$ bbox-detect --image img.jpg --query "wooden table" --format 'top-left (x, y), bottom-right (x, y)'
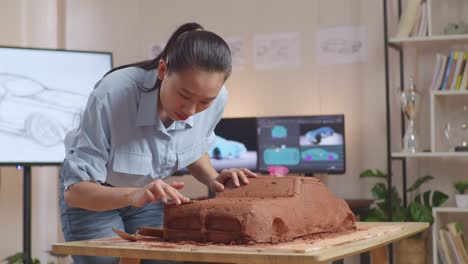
top-left (53, 222), bottom-right (428, 264)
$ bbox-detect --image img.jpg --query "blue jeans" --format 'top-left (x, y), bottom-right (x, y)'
top-left (59, 176), bottom-right (176, 264)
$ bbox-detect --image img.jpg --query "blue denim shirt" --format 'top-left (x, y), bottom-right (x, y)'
top-left (60, 67), bottom-right (227, 188)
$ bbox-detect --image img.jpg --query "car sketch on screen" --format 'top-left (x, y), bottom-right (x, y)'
top-left (0, 73), bottom-right (86, 147)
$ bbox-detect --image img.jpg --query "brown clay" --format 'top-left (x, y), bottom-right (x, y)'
top-left (164, 176), bottom-right (356, 244)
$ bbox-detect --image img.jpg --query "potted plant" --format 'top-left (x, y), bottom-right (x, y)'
top-left (4, 251), bottom-right (64, 264)
top-left (4, 253), bottom-right (41, 264)
top-left (454, 181), bottom-right (468, 208)
top-left (360, 169), bottom-right (449, 264)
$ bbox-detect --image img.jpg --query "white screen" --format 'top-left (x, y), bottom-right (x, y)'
top-left (0, 47), bottom-right (112, 164)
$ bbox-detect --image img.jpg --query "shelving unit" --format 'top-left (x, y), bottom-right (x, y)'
top-left (383, 0), bottom-right (468, 263)
top-left (392, 151), bottom-right (468, 158)
top-left (389, 35), bottom-right (468, 48)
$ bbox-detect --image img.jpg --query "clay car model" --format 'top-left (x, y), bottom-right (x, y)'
top-left (164, 176), bottom-right (356, 244)
top-left (0, 73), bottom-right (86, 146)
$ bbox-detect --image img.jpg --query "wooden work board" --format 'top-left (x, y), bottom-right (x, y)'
top-left (53, 222), bottom-right (429, 264)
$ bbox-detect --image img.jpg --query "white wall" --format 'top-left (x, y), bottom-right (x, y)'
top-left (0, 0), bottom-right (63, 263)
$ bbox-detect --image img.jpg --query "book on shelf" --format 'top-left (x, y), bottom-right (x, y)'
top-left (446, 51), bottom-right (459, 91)
top-left (456, 53), bottom-right (468, 90)
top-left (417, 1), bottom-right (428, 37)
top-left (441, 52), bottom-right (455, 91)
top-left (430, 53), bottom-right (448, 91)
top-left (437, 55), bottom-right (449, 91)
top-left (450, 52), bottom-right (464, 90)
top-left (395, 0), bottom-right (423, 38)
top-left (438, 222), bottom-right (468, 264)
top-left (446, 222), bottom-right (468, 263)
top-left (439, 228), bottom-right (455, 264)
top-left (460, 56), bottom-right (468, 90)
top-left (432, 51), bottom-right (468, 91)
top-left (438, 241), bottom-right (450, 264)
top-left (442, 228), bottom-right (463, 264)
top-left (410, 2), bottom-right (422, 37)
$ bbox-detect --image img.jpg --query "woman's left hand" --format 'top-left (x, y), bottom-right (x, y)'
top-left (209, 168), bottom-right (257, 192)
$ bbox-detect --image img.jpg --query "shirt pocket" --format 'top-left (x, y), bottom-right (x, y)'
top-left (112, 151), bottom-right (152, 176)
top-left (176, 140), bottom-right (207, 170)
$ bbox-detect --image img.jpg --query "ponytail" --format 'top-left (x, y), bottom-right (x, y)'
top-left (104, 22), bottom-right (231, 92)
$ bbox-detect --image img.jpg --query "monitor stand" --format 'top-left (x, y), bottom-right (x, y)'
top-left (17, 165), bottom-right (32, 264)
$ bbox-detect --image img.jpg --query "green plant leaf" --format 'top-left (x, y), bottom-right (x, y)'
top-left (414, 190), bottom-right (431, 206)
top-left (364, 207), bottom-right (387, 222)
top-left (394, 206), bottom-right (408, 222)
top-left (390, 187), bottom-right (402, 206)
top-left (377, 201), bottom-right (387, 211)
top-left (409, 202), bottom-right (433, 224)
top-left (5, 252), bottom-right (45, 264)
top-left (375, 186), bottom-right (402, 213)
top-left (372, 183), bottom-right (387, 200)
top-left (360, 169), bottom-right (387, 178)
top-left (6, 253), bottom-right (23, 263)
top-left (432, 190), bottom-right (449, 207)
top-left (407, 175), bottom-right (434, 193)
top-left (454, 181), bottom-right (468, 194)
top-left (423, 190), bottom-right (431, 206)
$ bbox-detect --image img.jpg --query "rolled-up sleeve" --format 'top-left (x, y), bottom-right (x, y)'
top-left (62, 92), bottom-right (110, 189)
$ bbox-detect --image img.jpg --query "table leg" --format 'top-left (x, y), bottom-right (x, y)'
top-left (370, 246), bottom-right (389, 264)
top-left (120, 258), bottom-right (141, 264)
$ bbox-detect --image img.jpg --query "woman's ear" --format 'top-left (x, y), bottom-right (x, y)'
top-left (157, 59), bottom-right (167, 80)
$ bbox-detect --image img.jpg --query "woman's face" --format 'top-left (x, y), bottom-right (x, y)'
top-left (158, 61), bottom-right (225, 123)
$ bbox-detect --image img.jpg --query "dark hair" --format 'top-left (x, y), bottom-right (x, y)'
top-left (105, 22), bottom-right (232, 92)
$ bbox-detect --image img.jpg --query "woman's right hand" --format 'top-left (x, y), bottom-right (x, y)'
top-left (126, 179), bottom-right (190, 208)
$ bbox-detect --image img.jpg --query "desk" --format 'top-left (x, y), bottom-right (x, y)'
top-left (53, 222), bottom-right (428, 264)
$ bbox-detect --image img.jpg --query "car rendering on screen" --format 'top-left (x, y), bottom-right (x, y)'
top-left (305, 126), bottom-right (335, 145)
top-left (0, 73), bottom-right (87, 147)
top-left (208, 135), bottom-right (248, 159)
top-left (164, 176), bottom-right (356, 244)
top-left (271, 125), bottom-right (287, 138)
top-left (301, 148), bottom-right (339, 161)
top-left (263, 147), bottom-right (300, 165)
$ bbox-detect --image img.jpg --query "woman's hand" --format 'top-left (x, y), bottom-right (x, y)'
top-left (126, 179), bottom-right (190, 207)
top-left (209, 168), bottom-right (257, 192)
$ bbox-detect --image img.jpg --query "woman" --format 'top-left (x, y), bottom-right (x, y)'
top-left (59, 22), bottom-right (256, 264)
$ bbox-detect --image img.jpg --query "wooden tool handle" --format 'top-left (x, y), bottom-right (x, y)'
top-left (112, 228), bottom-right (137, 242)
top-left (135, 227), bottom-right (164, 238)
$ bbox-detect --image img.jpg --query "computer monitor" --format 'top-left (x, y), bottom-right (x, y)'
top-left (257, 115), bottom-right (345, 174)
top-left (173, 117), bottom-right (258, 175)
top-left (0, 46), bottom-right (113, 165)
top-left (209, 117), bottom-right (258, 172)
